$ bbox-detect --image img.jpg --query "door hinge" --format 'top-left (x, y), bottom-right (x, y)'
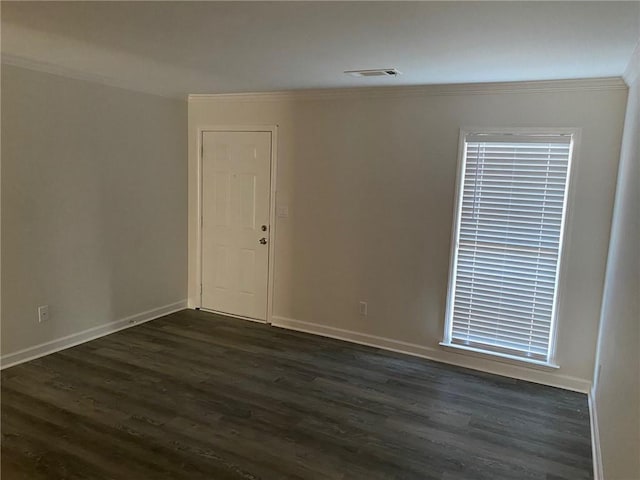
top-left (200, 284), bottom-right (203, 295)
top-left (200, 141), bottom-right (203, 158)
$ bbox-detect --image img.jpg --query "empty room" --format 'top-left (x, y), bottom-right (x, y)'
top-left (1, 2), bottom-right (638, 479)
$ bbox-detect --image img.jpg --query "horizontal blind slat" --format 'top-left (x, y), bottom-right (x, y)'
top-left (451, 331), bottom-right (550, 350)
top-left (456, 264), bottom-right (558, 281)
top-left (466, 135), bottom-right (571, 143)
top-left (450, 338), bottom-right (549, 359)
top-left (452, 300), bottom-right (554, 320)
top-left (453, 300), bottom-right (553, 320)
top-left (451, 324), bottom-right (551, 344)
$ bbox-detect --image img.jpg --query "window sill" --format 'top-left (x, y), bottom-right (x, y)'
top-left (439, 342), bottom-right (560, 371)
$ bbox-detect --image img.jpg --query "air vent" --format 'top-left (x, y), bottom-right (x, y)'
top-left (344, 68), bottom-right (402, 78)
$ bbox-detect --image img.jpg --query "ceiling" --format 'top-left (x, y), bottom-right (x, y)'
top-left (2, 1), bottom-right (639, 98)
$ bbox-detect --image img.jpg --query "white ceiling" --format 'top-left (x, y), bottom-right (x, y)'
top-left (2, 1), bottom-right (639, 98)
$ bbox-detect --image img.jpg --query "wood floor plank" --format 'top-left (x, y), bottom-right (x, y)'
top-left (1, 309), bottom-right (593, 479)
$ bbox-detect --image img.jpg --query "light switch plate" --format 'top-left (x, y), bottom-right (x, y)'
top-left (277, 206), bottom-right (289, 218)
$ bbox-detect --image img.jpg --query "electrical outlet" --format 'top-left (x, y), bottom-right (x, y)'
top-left (38, 305), bottom-right (49, 323)
top-left (359, 301), bottom-right (368, 316)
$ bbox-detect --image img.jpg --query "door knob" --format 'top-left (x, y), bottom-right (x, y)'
top-left (259, 238), bottom-right (267, 245)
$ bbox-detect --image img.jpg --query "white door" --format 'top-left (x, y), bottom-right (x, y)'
top-left (201, 131), bottom-right (272, 321)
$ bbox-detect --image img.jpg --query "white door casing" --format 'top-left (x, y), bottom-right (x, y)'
top-left (201, 130), bottom-right (272, 321)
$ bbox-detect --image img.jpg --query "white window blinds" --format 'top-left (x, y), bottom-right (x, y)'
top-left (445, 132), bottom-right (574, 362)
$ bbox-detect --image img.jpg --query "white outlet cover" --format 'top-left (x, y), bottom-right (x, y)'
top-left (38, 305), bottom-right (50, 323)
top-left (359, 301), bottom-right (368, 316)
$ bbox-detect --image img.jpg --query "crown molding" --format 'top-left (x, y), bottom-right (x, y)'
top-left (1, 53), bottom-right (183, 100)
top-left (189, 77), bottom-right (627, 103)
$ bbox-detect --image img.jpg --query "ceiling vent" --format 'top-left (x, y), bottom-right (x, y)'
top-left (344, 68), bottom-right (402, 78)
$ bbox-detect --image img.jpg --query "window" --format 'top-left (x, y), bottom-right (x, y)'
top-left (443, 129), bottom-right (575, 365)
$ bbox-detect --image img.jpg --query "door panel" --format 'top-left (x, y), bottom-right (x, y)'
top-left (201, 131), bottom-right (271, 321)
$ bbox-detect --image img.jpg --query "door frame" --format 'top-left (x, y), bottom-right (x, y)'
top-left (196, 125), bottom-right (278, 324)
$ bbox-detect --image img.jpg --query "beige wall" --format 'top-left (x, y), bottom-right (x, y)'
top-left (593, 45), bottom-right (640, 480)
top-left (1, 65), bottom-right (188, 358)
top-left (188, 80), bottom-right (627, 391)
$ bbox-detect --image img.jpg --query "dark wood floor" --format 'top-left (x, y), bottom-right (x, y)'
top-left (1, 309), bottom-right (593, 480)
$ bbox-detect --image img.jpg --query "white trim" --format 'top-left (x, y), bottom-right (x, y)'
top-left (197, 126), bottom-right (278, 324)
top-left (589, 389), bottom-right (604, 480)
top-left (188, 77), bottom-right (626, 103)
top-left (442, 129), bottom-right (468, 346)
top-left (0, 301), bottom-right (187, 370)
top-left (623, 40), bottom-right (640, 86)
top-left (271, 315), bottom-right (591, 393)
top-left (552, 128), bottom-right (582, 364)
top-left (439, 342), bottom-right (559, 370)
top-left (1, 54), bottom-right (181, 100)
top-left (266, 127), bottom-right (279, 325)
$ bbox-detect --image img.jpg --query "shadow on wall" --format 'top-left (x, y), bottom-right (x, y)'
top-left (1, 65), bottom-right (187, 357)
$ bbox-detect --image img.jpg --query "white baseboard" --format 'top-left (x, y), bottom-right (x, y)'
top-left (271, 315), bottom-right (591, 393)
top-left (0, 300), bottom-right (187, 369)
top-left (589, 389), bottom-right (604, 480)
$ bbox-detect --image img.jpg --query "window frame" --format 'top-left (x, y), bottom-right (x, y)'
top-left (441, 127), bottom-right (580, 368)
